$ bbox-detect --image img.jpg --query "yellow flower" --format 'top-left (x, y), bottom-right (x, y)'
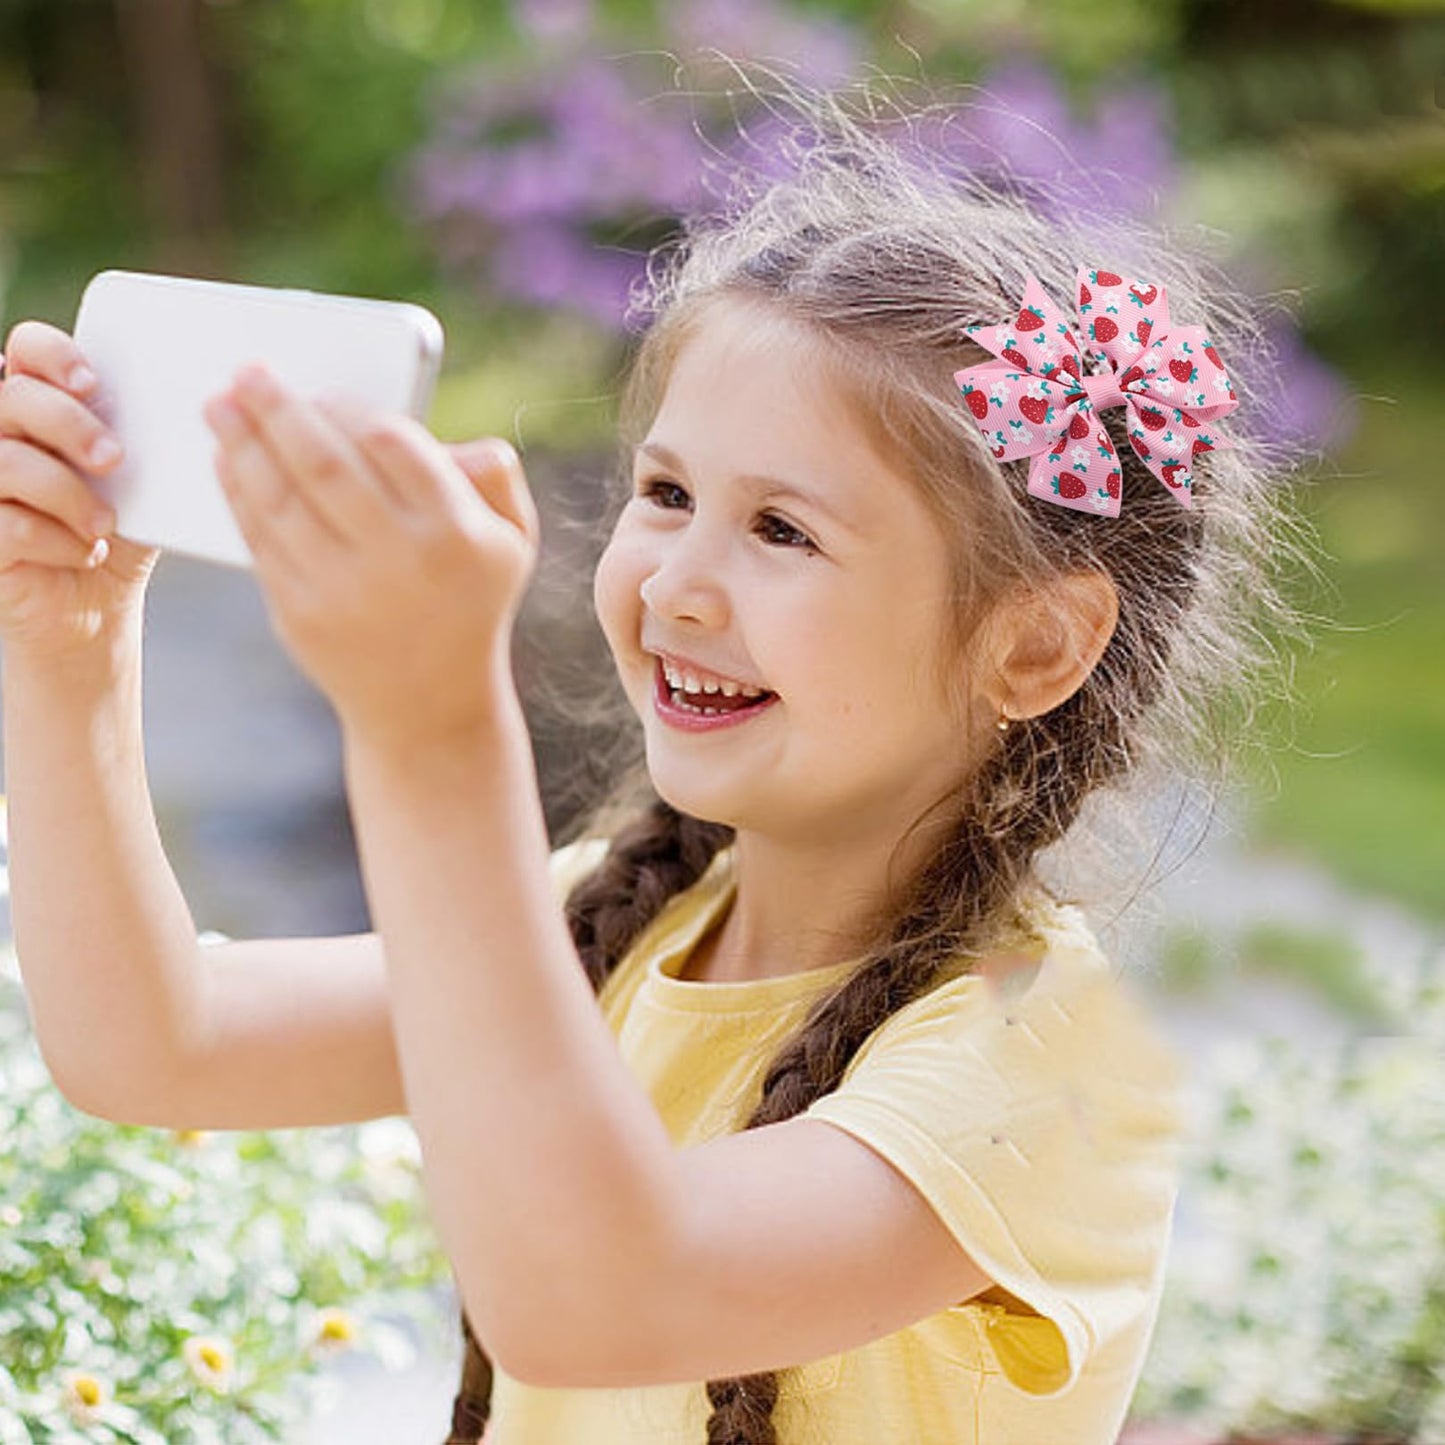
top-left (61, 1370), bottom-right (109, 1427)
top-left (172, 1129), bottom-right (211, 1147)
top-left (182, 1334), bottom-right (235, 1394)
top-left (309, 1306), bottom-right (359, 1360)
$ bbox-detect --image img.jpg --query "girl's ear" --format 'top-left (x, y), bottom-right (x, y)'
top-left (983, 569), bottom-right (1119, 723)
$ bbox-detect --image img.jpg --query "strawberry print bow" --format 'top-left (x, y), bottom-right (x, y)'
top-left (953, 265), bottom-right (1238, 516)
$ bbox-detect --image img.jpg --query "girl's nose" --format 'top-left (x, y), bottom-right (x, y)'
top-left (639, 553), bottom-right (728, 628)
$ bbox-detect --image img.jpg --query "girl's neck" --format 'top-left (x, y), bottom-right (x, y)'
top-left (678, 835), bottom-right (889, 983)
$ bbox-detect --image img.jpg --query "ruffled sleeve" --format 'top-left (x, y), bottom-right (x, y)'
top-left (802, 904), bottom-right (1188, 1397)
top-left (547, 835), bottom-right (612, 904)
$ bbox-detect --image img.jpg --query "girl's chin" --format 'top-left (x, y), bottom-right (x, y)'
top-left (647, 777), bottom-right (741, 828)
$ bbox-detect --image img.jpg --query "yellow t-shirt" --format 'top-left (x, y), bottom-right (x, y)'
top-left (486, 837), bottom-right (1188, 1444)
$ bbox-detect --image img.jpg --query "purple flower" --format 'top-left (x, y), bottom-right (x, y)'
top-left (400, 30), bottom-right (1353, 458)
top-left (490, 223), bottom-right (644, 325)
top-left (923, 58), bottom-right (1178, 222)
top-left (669, 0), bottom-right (861, 87)
top-left (510, 0), bottom-right (594, 43)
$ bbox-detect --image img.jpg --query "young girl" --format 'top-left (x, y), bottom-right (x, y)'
top-left (0, 86), bottom-right (1300, 1445)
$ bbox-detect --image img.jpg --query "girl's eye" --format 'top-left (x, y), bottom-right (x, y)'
top-left (754, 513), bottom-right (817, 551)
top-left (639, 479), bottom-right (689, 510)
top-left (636, 478), bottom-right (819, 553)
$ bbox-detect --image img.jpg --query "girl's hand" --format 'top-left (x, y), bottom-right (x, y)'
top-left (203, 363), bottom-right (539, 748)
top-left (0, 322), bottom-right (161, 659)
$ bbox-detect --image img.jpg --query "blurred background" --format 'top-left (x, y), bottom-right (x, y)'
top-left (0, 2), bottom-right (1441, 1442)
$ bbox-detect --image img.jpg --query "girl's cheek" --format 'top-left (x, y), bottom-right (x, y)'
top-left (593, 536), bottom-right (641, 652)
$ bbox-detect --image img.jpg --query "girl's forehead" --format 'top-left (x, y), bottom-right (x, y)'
top-left (667, 298), bottom-right (835, 385)
top-left (642, 314), bottom-right (948, 553)
top-left (651, 303), bottom-right (877, 457)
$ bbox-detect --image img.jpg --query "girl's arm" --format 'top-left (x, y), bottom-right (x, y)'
top-left (3, 623), bottom-right (210, 1115)
top-left (340, 690), bottom-right (995, 1390)
top-left (340, 689), bottom-right (684, 1380)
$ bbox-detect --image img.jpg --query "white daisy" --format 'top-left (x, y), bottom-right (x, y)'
top-left (308, 1307), bottom-right (359, 1361)
top-left (182, 1335), bottom-right (235, 1395)
top-left (61, 1371), bottom-right (110, 1428)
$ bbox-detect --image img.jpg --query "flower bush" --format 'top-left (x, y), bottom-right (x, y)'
top-left (401, 5), bottom-right (1349, 461)
top-left (0, 804), bottom-right (456, 1443)
top-left (1132, 943), bottom-right (1445, 1442)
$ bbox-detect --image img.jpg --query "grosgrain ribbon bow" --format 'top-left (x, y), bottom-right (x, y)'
top-left (953, 265), bottom-right (1238, 517)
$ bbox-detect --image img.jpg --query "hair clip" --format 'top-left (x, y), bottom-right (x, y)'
top-left (953, 265), bottom-right (1238, 516)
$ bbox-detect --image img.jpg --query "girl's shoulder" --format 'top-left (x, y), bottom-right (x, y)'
top-left (851, 887), bottom-right (1185, 1103)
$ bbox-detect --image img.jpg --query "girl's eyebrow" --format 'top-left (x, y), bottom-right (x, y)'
top-left (634, 440), bottom-right (865, 537)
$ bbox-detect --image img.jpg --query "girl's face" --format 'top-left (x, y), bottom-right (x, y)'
top-left (594, 300), bottom-right (988, 848)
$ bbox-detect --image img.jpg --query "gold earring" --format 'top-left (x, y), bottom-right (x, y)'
top-left (997, 704), bottom-right (1011, 733)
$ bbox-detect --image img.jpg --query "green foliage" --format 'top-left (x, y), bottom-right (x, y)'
top-left (1133, 974), bottom-right (1445, 1439)
top-left (1237, 922), bottom-right (1385, 1022)
top-left (1246, 350), bottom-right (1445, 920)
top-left (0, 941), bottom-right (455, 1443)
top-left (1158, 917), bottom-right (1393, 1025)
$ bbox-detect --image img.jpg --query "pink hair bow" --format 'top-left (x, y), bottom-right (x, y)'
top-left (953, 265), bottom-right (1238, 516)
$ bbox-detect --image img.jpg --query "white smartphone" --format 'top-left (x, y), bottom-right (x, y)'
top-left (72, 270), bottom-right (445, 570)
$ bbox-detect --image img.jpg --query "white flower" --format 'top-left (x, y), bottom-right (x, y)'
top-left (60, 1370), bottom-right (110, 1427)
top-left (182, 1334), bottom-right (235, 1395)
top-left (307, 1306), bottom-right (360, 1361)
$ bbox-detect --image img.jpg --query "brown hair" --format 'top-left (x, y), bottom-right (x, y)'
top-left (446, 76), bottom-right (1313, 1444)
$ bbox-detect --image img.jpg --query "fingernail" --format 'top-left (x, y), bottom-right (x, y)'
top-left (88, 435), bottom-right (122, 468)
top-left (85, 537), bottom-right (109, 568)
top-left (69, 365), bottom-right (97, 393)
top-left (205, 395), bottom-right (244, 437)
top-left (482, 438), bottom-right (520, 471)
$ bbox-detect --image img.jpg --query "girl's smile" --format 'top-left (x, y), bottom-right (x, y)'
top-left (651, 654), bottom-right (781, 731)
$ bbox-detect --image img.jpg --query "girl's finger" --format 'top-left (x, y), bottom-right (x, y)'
top-left (313, 394), bottom-right (418, 515)
top-left (3, 320), bottom-right (101, 398)
top-left (450, 438), bottom-right (540, 550)
top-left (340, 410), bottom-right (483, 532)
top-left (214, 445), bottom-right (269, 569)
top-left (225, 366), bottom-right (390, 542)
top-left (0, 372), bottom-right (126, 515)
top-left (210, 419), bottom-right (318, 574)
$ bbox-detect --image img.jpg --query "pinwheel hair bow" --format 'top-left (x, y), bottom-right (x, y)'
top-left (953, 265), bottom-right (1238, 517)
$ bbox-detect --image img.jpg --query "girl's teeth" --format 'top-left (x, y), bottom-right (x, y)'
top-left (660, 658), bottom-right (767, 698)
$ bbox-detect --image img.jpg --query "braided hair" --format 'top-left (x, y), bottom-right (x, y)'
top-left (444, 77), bottom-right (1304, 1445)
